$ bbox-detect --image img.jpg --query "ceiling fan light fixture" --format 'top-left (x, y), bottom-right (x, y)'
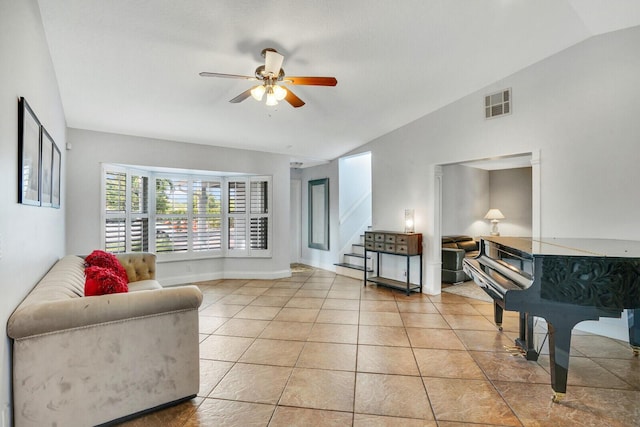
top-left (201, 47), bottom-right (337, 108)
top-left (250, 85), bottom-right (266, 101)
top-left (273, 84), bottom-right (287, 101)
top-left (265, 86), bottom-right (278, 106)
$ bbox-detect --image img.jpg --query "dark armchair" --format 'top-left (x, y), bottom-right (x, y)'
top-left (442, 235), bottom-right (479, 284)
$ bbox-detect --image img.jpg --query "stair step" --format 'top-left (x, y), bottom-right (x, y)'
top-left (334, 262), bottom-right (373, 272)
top-left (352, 243), bottom-right (364, 247)
top-left (345, 252), bottom-right (370, 259)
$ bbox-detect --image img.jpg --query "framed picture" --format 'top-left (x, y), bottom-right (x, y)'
top-left (52, 142), bottom-right (61, 208)
top-left (40, 127), bottom-right (54, 207)
top-left (18, 97), bottom-right (41, 206)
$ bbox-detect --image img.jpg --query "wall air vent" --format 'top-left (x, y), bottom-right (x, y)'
top-left (485, 88), bottom-right (511, 119)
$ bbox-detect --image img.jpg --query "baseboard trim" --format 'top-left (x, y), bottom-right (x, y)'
top-left (221, 269), bottom-right (292, 280)
top-left (161, 269), bottom-right (292, 286)
top-left (298, 258), bottom-right (337, 272)
top-left (95, 394), bottom-right (196, 427)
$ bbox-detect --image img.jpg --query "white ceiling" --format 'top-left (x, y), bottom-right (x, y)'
top-left (37, 1), bottom-right (640, 167)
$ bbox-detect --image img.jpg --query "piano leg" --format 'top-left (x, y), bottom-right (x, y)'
top-left (493, 301), bottom-right (504, 331)
top-left (547, 321), bottom-right (575, 403)
top-left (628, 309), bottom-right (640, 356)
top-left (515, 312), bottom-right (538, 361)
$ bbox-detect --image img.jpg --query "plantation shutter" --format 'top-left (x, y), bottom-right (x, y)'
top-left (250, 179), bottom-right (269, 250)
top-left (130, 174), bottom-right (149, 252)
top-left (104, 170), bottom-right (127, 252)
top-left (227, 181), bottom-right (247, 251)
top-left (103, 165), bottom-right (271, 258)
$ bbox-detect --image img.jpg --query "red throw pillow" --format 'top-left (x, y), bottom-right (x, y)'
top-left (85, 266), bottom-right (129, 296)
top-left (85, 250), bottom-right (129, 283)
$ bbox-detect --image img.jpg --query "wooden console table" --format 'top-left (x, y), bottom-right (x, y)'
top-left (363, 231), bottom-right (423, 295)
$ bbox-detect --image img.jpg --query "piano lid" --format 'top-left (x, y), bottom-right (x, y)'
top-left (481, 236), bottom-right (640, 258)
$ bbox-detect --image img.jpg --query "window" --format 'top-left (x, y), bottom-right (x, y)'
top-left (155, 177), bottom-right (189, 253)
top-left (250, 179), bottom-right (269, 250)
top-left (104, 170), bottom-right (126, 253)
top-left (226, 177), bottom-right (270, 256)
top-left (131, 174), bottom-right (149, 252)
top-left (102, 165), bottom-right (271, 259)
top-left (193, 180), bottom-right (222, 251)
top-left (227, 181), bottom-right (247, 251)
top-left (104, 168), bottom-right (150, 253)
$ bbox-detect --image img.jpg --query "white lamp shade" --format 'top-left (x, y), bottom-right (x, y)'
top-left (273, 85), bottom-right (287, 101)
top-left (250, 85), bottom-right (266, 101)
top-left (404, 208), bottom-right (415, 233)
top-left (265, 89), bottom-right (278, 106)
top-left (484, 209), bottom-right (505, 220)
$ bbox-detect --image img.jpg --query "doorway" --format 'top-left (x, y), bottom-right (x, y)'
top-left (338, 152), bottom-right (372, 253)
top-left (431, 151), bottom-right (540, 292)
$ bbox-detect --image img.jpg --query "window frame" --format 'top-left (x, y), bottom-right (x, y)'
top-left (102, 165), bottom-right (151, 253)
top-left (101, 164), bottom-right (272, 261)
top-left (191, 178), bottom-right (223, 253)
top-left (225, 176), bottom-right (272, 258)
top-left (248, 176), bottom-right (271, 257)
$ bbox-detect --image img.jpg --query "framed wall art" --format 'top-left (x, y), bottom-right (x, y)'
top-left (52, 142), bottom-right (61, 208)
top-left (18, 97), bottom-right (41, 206)
top-left (40, 127), bottom-right (54, 207)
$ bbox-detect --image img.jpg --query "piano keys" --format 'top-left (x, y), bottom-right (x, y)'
top-left (463, 236), bottom-right (640, 402)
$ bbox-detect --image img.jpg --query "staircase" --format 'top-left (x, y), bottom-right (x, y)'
top-left (334, 233), bottom-right (373, 279)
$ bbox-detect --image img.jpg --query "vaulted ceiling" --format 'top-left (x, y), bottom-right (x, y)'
top-left (38, 1), bottom-right (640, 167)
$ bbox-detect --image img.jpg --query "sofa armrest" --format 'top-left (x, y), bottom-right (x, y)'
top-left (116, 252), bottom-right (156, 282)
top-left (7, 285), bottom-right (202, 340)
top-left (442, 248), bottom-right (466, 270)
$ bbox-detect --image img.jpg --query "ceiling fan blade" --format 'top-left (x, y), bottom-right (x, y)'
top-left (229, 88), bottom-right (253, 103)
top-left (200, 72), bottom-right (256, 80)
top-left (264, 50), bottom-right (284, 76)
top-left (284, 76), bottom-right (337, 86)
top-left (284, 88), bottom-right (305, 108)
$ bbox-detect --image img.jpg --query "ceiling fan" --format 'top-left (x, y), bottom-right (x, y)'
top-left (199, 48), bottom-right (337, 108)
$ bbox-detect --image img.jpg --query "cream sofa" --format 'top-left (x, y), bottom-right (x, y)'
top-left (7, 253), bottom-right (203, 427)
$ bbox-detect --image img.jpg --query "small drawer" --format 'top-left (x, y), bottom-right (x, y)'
top-left (374, 242), bottom-right (385, 251)
top-left (385, 244), bottom-right (395, 252)
top-left (385, 234), bottom-right (396, 243)
top-left (364, 233), bottom-right (374, 242)
top-left (374, 233), bottom-right (385, 242)
top-left (365, 242), bottom-right (374, 250)
top-left (396, 245), bottom-right (408, 254)
top-left (396, 235), bottom-right (408, 244)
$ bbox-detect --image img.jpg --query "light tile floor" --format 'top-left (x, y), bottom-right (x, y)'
top-left (119, 267), bottom-right (640, 426)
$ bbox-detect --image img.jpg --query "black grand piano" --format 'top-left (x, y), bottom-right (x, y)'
top-left (463, 236), bottom-right (640, 402)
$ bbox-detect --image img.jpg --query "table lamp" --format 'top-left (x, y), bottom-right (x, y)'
top-left (484, 208), bottom-right (505, 236)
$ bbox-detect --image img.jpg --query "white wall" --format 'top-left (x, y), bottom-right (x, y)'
top-left (299, 162), bottom-right (340, 270)
top-left (348, 26), bottom-right (640, 337)
top-left (0, 0), bottom-right (67, 419)
top-left (489, 167), bottom-right (532, 237)
top-left (442, 165), bottom-right (533, 238)
top-left (65, 128), bottom-right (292, 283)
top-left (442, 164), bottom-right (489, 237)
